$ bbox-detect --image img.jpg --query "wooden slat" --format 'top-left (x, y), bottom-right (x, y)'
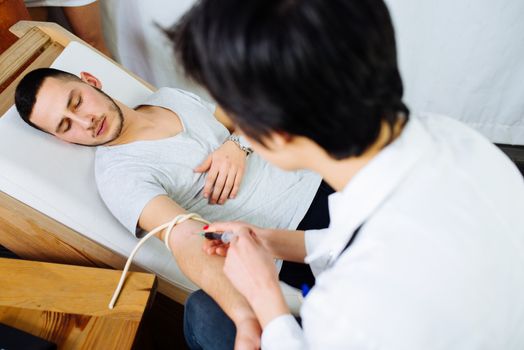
top-left (0, 258), bottom-right (156, 349)
top-left (0, 258), bottom-right (155, 317)
top-left (0, 308), bottom-right (138, 350)
top-left (0, 41), bottom-right (62, 116)
top-left (10, 20), bottom-right (93, 54)
top-left (0, 191), bottom-right (113, 268)
top-left (0, 27), bottom-right (51, 89)
top-left (157, 277), bottom-right (189, 304)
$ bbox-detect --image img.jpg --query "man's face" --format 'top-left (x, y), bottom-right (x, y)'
top-left (29, 77), bottom-right (123, 146)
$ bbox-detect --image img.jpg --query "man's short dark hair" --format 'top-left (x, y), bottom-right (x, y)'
top-left (15, 68), bottom-right (80, 132)
top-left (170, 0), bottom-right (409, 159)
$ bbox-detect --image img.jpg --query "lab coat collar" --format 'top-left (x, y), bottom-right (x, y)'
top-left (305, 117), bottom-right (431, 264)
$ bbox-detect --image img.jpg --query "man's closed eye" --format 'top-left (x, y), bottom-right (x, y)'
top-left (75, 96), bottom-right (82, 110)
top-left (57, 119), bottom-right (71, 134)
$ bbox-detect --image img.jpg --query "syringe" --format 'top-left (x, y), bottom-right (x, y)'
top-left (196, 231), bottom-right (236, 243)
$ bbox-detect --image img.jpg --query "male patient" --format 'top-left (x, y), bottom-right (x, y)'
top-left (14, 67), bottom-right (330, 348)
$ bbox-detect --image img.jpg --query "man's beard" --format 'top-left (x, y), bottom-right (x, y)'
top-left (80, 87), bottom-right (124, 147)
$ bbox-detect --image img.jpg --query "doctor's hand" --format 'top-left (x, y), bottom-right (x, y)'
top-left (219, 224), bottom-right (290, 328)
top-left (194, 140), bottom-right (247, 205)
top-left (202, 221), bottom-right (271, 257)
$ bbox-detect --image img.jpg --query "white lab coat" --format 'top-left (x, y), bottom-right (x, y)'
top-left (261, 113), bottom-right (524, 349)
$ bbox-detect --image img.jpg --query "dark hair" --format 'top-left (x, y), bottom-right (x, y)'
top-left (170, 0), bottom-right (409, 159)
top-left (15, 68), bottom-right (80, 132)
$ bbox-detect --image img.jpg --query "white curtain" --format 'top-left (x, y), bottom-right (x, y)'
top-left (100, 0), bottom-right (210, 99)
top-left (385, 0), bottom-right (524, 145)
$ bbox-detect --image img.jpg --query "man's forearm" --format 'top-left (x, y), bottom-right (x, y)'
top-left (139, 195), bottom-right (260, 346)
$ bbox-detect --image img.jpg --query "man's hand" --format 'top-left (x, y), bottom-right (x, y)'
top-left (194, 140), bottom-right (247, 204)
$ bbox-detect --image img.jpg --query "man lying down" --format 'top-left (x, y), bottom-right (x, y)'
top-left (14, 67), bottom-right (332, 347)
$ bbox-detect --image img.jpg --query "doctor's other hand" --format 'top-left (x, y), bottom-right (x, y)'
top-left (206, 222), bottom-right (290, 328)
top-left (222, 226), bottom-right (280, 301)
top-left (194, 140), bottom-right (247, 205)
top-left (234, 317), bottom-right (262, 350)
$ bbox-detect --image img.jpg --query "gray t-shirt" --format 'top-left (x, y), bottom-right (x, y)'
top-left (95, 88), bottom-right (321, 236)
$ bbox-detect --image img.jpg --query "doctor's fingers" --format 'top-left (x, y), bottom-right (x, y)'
top-left (224, 236), bottom-right (255, 268)
top-left (223, 244), bottom-right (247, 285)
top-left (224, 235), bottom-right (268, 278)
top-left (214, 245), bottom-right (230, 257)
top-left (207, 221), bottom-right (256, 236)
top-left (228, 229), bottom-right (262, 249)
top-left (202, 234), bottom-right (229, 256)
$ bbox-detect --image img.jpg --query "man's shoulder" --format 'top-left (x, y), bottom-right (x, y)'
top-left (94, 146), bottom-right (135, 179)
top-left (147, 87), bottom-right (198, 102)
top-left (153, 87), bottom-right (216, 114)
top-left (134, 87), bottom-right (177, 108)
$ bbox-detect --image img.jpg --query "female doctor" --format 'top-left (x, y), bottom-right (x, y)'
top-left (172, 0), bottom-right (524, 349)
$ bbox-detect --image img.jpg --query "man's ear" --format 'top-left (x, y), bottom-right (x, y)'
top-left (79, 72), bottom-right (102, 89)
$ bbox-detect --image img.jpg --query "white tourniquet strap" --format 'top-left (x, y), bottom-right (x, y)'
top-left (108, 213), bottom-right (210, 309)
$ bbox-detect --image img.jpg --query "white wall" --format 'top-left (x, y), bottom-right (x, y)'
top-left (386, 0), bottom-right (524, 145)
top-left (101, 0), bottom-right (210, 99)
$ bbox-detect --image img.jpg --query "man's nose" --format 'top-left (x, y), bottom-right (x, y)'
top-left (68, 113), bottom-right (94, 129)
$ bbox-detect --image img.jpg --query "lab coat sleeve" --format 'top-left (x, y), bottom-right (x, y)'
top-left (261, 314), bottom-right (305, 350)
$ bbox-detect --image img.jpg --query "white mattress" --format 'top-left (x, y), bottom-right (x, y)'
top-left (0, 42), bottom-right (302, 311)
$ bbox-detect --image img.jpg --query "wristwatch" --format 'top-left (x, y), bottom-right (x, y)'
top-left (225, 134), bottom-right (253, 156)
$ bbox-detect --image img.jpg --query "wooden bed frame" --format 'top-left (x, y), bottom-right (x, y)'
top-left (0, 20), bottom-right (189, 305)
